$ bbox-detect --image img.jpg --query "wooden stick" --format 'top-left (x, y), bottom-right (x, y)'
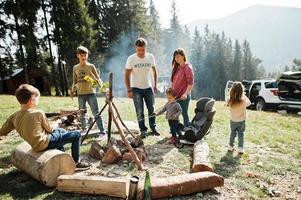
top-left (112, 101), bottom-right (136, 138)
top-left (109, 102), bottom-right (143, 170)
top-left (107, 73), bottom-right (113, 144)
top-left (80, 102), bottom-right (107, 144)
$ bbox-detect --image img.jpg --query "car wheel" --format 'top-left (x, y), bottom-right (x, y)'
top-left (287, 109), bottom-right (299, 114)
top-left (255, 99), bottom-right (265, 111)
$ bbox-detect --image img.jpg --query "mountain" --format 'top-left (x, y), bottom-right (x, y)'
top-left (187, 5), bottom-right (301, 72)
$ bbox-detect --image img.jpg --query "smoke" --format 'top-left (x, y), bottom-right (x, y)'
top-left (101, 31), bottom-right (136, 97)
top-left (102, 30), bottom-right (174, 97)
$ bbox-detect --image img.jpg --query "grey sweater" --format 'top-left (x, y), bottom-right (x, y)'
top-left (157, 101), bottom-right (182, 120)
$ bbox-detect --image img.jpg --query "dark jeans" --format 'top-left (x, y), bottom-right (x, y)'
top-left (132, 87), bottom-right (156, 132)
top-left (47, 128), bottom-right (81, 163)
top-left (78, 93), bottom-right (105, 132)
top-left (229, 120), bottom-right (245, 148)
top-left (168, 120), bottom-right (179, 138)
top-left (178, 94), bottom-right (191, 127)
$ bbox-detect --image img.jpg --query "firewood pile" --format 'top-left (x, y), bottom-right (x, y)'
top-left (89, 136), bottom-right (147, 164)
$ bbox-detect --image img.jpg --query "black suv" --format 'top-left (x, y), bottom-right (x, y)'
top-left (276, 71), bottom-right (301, 114)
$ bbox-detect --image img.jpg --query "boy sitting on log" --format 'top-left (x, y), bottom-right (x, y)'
top-left (0, 84), bottom-right (90, 169)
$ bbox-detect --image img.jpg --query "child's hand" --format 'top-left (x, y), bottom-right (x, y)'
top-left (154, 112), bottom-right (158, 116)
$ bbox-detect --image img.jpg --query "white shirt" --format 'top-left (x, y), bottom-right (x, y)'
top-left (125, 52), bottom-right (156, 89)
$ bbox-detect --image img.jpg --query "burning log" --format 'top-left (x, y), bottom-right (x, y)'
top-left (136, 171), bottom-right (224, 199)
top-left (11, 142), bottom-right (75, 187)
top-left (191, 140), bottom-right (213, 172)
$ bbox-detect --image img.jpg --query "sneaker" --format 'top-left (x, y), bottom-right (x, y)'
top-left (238, 147), bottom-right (244, 154)
top-left (140, 131), bottom-right (147, 139)
top-left (94, 130), bottom-right (106, 140)
top-left (98, 130), bottom-right (107, 136)
top-left (228, 146), bottom-right (234, 152)
top-left (80, 128), bottom-right (87, 134)
top-left (168, 136), bottom-right (177, 144)
top-left (152, 129), bottom-right (160, 136)
top-left (76, 161), bottom-right (91, 170)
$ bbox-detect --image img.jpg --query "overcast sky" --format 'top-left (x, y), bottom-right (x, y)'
top-left (150, 0), bottom-right (301, 27)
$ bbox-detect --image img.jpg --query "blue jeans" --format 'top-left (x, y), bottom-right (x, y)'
top-left (132, 87), bottom-right (156, 132)
top-left (178, 95), bottom-right (191, 127)
top-left (168, 120), bottom-right (179, 138)
top-left (78, 94), bottom-right (105, 132)
top-left (47, 128), bottom-right (81, 163)
top-left (229, 120), bottom-right (245, 148)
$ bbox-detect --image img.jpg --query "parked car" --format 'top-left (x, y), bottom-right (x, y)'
top-left (225, 79), bottom-right (280, 111)
top-left (276, 71), bottom-right (301, 114)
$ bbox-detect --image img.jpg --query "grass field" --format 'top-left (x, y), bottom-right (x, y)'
top-left (0, 95), bottom-right (300, 199)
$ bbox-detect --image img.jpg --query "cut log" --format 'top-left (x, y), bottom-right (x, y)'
top-left (122, 148), bottom-right (146, 162)
top-left (11, 142), bottom-right (75, 187)
top-left (57, 175), bottom-right (127, 198)
top-left (122, 152), bottom-right (133, 162)
top-left (101, 145), bottom-right (122, 164)
top-left (136, 171), bottom-right (224, 200)
top-left (191, 140), bottom-right (213, 172)
top-left (89, 142), bottom-right (105, 160)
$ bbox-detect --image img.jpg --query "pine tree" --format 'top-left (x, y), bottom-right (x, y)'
top-left (284, 65), bottom-right (290, 72)
top-left (242, 40), bottom-right (257, 80)
top-left (4, 0), bottom-right (48, 85)
top-left (85, 0), bottom-right (107, 53)
top-left (190, 27), bottom-right (202, 98)
top-left (163, 0), bottom-right (184, 64)
top-left (147, 0), bottom-right (167, 85)
top-left (41, 0), bottom-right (60, 95)
top-left (49, 0), bottom-right (97, 90)
top-left (0, 1), bottom-right (12, 79)
top-left (232, 40), bottom-right (242, 81)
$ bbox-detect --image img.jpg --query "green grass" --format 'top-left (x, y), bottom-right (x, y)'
top-left (0, 95), bottom-right (301, 199)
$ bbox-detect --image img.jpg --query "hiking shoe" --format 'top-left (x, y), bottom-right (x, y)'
top-left (228, 146), bottom-right (234, 152)
top-left (238, 147), bottom-right (244, 154)
top-left (151, 129), bottom-right (160, 136)
top-left (168, 136), bottom-right (177, 144)
top-left (76, 161), bottom-right (91, 170)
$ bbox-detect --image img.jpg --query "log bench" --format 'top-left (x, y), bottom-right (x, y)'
top-left (11, 142), bottom-right (76, 187)
top-left (57, 175), bottom-right (127, 198)
top-left (137, 171), bottom-right (224, 199)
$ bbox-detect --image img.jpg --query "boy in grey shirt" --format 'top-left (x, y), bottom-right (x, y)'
top-left (156, 88), bottom-right (182, 144)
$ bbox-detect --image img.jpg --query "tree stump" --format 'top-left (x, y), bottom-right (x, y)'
top-left (191, 140), bottom-right (213, 172)
top-left (11, 142), bottom-right (75, 187)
